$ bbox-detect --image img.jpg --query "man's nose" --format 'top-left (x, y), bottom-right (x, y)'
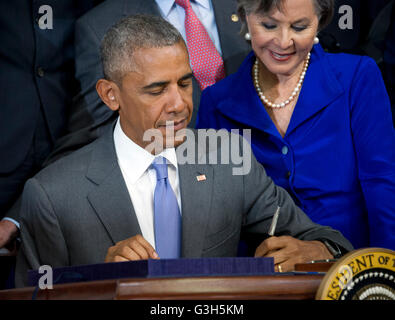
top-left (166, 86), bottom-right (185, 113)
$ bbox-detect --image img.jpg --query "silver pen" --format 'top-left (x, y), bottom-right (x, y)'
top-left (268, 206), bottom-right (281, 236)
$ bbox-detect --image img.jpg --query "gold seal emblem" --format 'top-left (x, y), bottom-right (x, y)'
top-left (231, 14), bottom-right (239, 22)
top-left (316, 248), bottom-right (395, 300)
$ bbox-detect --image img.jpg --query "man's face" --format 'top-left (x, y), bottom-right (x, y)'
top-left (116, 42), bottom-right (193, 151)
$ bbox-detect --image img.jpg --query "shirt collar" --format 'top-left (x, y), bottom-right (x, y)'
top-left (113, 117), bottom-right (178, 184)
top-left (155, 0), bottom-right (210, 17)
top-left (155, 0), bottom-right (174, 17)
top-left (194, 0), bottom-right (210, 9)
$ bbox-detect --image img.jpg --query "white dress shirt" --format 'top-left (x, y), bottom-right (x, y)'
top-left (155, 0), bottom-right (222, 55)
top-left (113, 118), bottom-right (182, 249)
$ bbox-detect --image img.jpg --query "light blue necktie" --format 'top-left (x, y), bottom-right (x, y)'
top-left (152, 156), bottom-right (181, 259)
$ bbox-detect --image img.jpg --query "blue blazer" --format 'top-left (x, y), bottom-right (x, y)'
top-left (196, 44), bottom-right (395, 250)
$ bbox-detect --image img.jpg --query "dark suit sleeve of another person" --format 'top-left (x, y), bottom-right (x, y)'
top-left (237, 134), bottom-right (354, 252)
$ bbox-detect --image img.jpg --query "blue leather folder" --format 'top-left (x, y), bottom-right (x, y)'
top-left (28, 257), bottom-right (274, 286)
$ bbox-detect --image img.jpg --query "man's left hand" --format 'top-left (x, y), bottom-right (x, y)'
top-left (254, 236), bottom-right (333, 272)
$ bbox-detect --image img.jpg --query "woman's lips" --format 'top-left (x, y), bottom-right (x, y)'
top-left (269, 50), bottom-right (295, 62)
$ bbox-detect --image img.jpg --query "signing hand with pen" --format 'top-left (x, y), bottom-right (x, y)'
top-left (105, 234), bottom-right (159, 262)
top-left (254, 236), bottom-right (333, 272)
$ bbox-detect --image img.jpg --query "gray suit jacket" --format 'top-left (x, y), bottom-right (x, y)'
top-left (45, 0), bottom-right (251, 165)
top-left (15, 124), bottom-right (353, 287)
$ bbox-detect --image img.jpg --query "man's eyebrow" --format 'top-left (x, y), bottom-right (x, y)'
top-left (142, 73), bottom-right (193, 90)
top-left (179, 72), bottom-right (194, 81)
top-left (142, 81), bottom-right (169, 90)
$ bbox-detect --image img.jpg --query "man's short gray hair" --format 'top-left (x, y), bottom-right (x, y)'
top-left (100, 14), bottom-right (185, 85)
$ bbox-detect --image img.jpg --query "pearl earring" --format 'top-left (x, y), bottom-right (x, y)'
top-left (314, 36), bottom-right (319, 44)
top-left (110, 96), bottom-right (115, 101)
top-left (245, 32), bottom-right (251, 41)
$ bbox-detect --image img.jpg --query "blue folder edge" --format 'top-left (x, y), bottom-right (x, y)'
top-left (28, 257), bottom-right (274, 286)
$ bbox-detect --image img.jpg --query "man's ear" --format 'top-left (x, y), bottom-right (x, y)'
top-left (96, 79), bottom-right (120, 111)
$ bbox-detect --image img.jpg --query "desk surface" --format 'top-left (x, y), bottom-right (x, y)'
top-left (0, 274), bottom-right (324, 300)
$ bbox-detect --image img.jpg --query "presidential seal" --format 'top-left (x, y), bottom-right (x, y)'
top-left (316, 248), bottom-right (395, 300)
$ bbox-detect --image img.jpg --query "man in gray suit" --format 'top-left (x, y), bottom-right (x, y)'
top-left (15, 15), bottom-right (352, 287)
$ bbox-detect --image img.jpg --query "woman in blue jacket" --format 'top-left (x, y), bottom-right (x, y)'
top-left (196, 0), bottom-right (395, 250)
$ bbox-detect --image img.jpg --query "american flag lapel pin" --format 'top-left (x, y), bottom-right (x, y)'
top-left (196, 174), bottom-right (206, 182)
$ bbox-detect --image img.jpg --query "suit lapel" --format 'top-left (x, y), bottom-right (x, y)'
top-left (215, 46), bottom-right (345, 140)
top-left (84, 122), bottom-right (217, 255)
top-left (87, 167), bottom-right (142, 245)
top-left (215, 52), bottom-right (282, 139)
top-left (178, 162), bottom-right (214, 257)
top-left (85, 122), bottom-right (217, 255)
top-left (86, 124), bottom-right (142, 245)
top-left (285, 45), bottom-right (344, 137)
top-left (176, 133), bottom-right (214, 258)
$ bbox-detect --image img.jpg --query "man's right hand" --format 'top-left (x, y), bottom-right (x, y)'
top-left (0, 220), bottom-right (18, 249)
top-left (105, 234), bottom-right (159, 262)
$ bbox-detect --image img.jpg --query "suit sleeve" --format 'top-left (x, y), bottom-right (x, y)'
top-left (15, 178), bottom-right (69, 287)
top-left (239, 134), bottom-right (354, 252)
top-left (349, 57), bottom-right (395, 249)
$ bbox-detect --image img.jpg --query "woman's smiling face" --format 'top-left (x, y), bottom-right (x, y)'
top-left (246, 0), bottom-right (319, 77)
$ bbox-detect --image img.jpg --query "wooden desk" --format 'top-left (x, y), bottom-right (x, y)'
top-left (0, 274), bottom-right (324, 300)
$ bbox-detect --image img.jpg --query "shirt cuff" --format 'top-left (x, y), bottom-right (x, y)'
top-left (2, 217), bottom-right (20, 229)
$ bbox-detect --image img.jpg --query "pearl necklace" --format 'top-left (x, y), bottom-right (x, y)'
top-left (253, 53), bottom-right (310, 108)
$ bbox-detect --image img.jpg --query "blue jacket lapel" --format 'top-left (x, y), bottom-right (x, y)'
top-left (215, 52), bottom-right (281, 138)
top-left (285, 44), bottom-right (344, 137)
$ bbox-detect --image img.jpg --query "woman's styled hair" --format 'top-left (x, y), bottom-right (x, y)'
top-left (237, 0), bottom-right (335, 33)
